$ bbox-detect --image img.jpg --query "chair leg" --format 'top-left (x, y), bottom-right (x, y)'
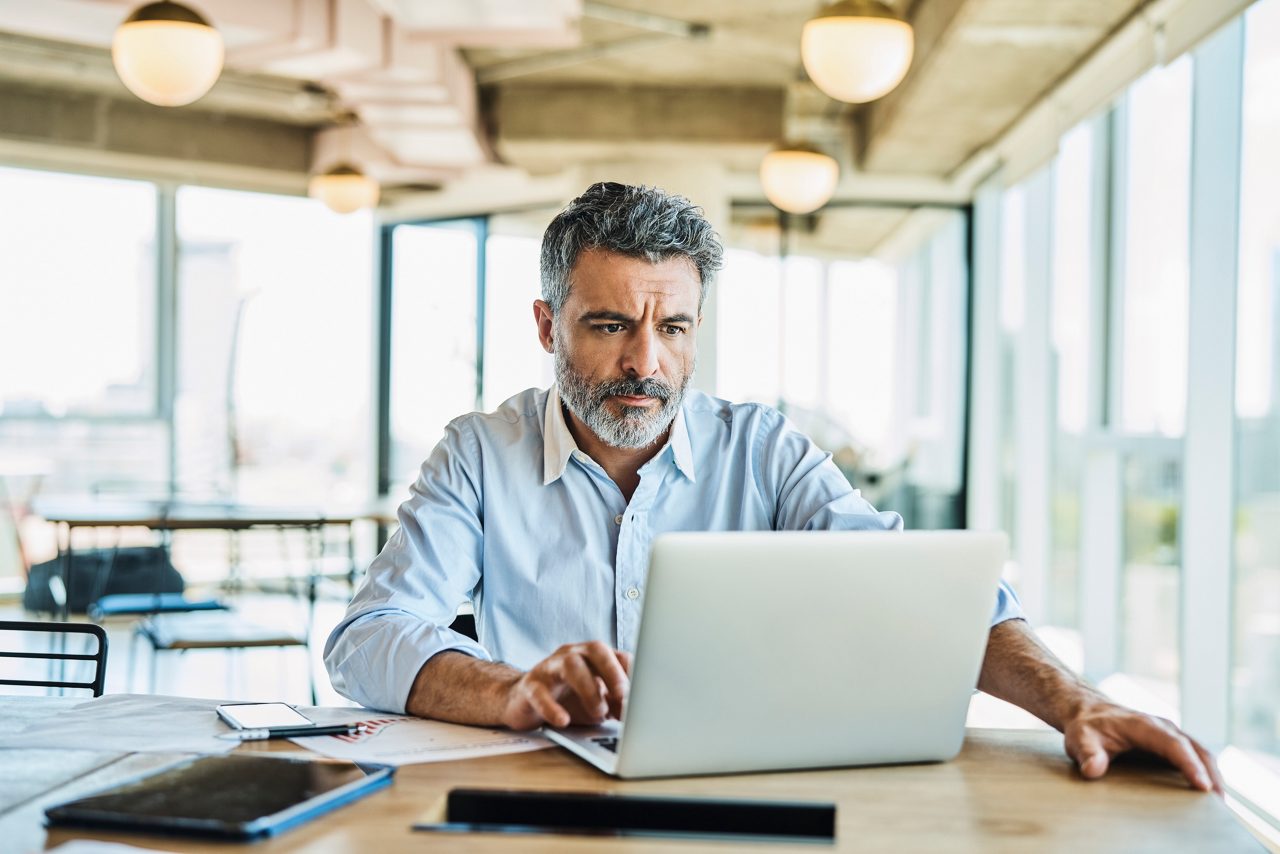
top-left (308, 646), bottom-right (317, 706)
top-left (128, 629), bottom-right (138, 693)
top-left (149, 643), bottom-right (158, 694)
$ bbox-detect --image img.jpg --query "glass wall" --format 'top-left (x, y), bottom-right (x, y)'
top-left (998, 186), bottom-right (1025, 548)
top-left (0, 171), bottom-right (378, 581)
top-left (482, 210), bottom-right (557, 412)
top-left (175, 187), bottom-right (374, 505)
top-left (715, 211), bottom-right (964, 527)
top-left (1233, 0), bottom-right (1280, 772)
top-left (716, 247), bottom-right (782, 406)
top-left (1117, 56), bottom-right (1193, 699)
top-left (1047, 122), bottom-right (1095, 630)
top-left (0, 167), bottom-right (167, 576)
top-left (983, 0), bottom-right (1280, 812)
top-left (0, 167), bottom-right (167, 500)
top-left (0, 167), bottom-right (157, 420)
top-left (386, 221), bottom-right (479, 489)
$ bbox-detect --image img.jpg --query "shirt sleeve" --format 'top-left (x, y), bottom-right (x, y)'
top-left (757, 409), bottom-right (1024, 627)
top-left (323, 418), bottom-right (492, 713)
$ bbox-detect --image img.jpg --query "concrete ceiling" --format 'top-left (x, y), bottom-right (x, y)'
top-left (468, 0), bottom-right (816, 88)
top-left (477, 0), bottom-right (1149, 180)
top-left (0, 0), bottom-right (1156, 242)
top-left (857, 0), bottom-right (1147, 173)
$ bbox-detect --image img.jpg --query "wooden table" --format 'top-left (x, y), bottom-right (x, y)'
top-left (0, 699), bottom-right (1261, 853)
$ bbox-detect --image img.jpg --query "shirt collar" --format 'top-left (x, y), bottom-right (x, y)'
top-left (542, 386), bottom-right (698, 486)
top-left (542, 385), bottom-right (578, 486)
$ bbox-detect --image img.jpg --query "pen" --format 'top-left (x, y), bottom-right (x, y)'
top-left (220, 724), bottom-right (363, 741)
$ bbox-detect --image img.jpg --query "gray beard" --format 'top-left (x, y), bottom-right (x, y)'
top-left (554, 350), bottom-right (689, 450)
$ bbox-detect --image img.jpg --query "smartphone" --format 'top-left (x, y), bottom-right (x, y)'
top-left (216, 702), bottom-right (316, 731)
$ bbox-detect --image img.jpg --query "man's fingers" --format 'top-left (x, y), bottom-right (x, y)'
top-left (615, 650), bottom-right (634, 676)
top-left (600, 676), bottom-right (626, 719)
top-left (561, 654), bottom-right (607, 717)
top-left (577, 642), bottom-right (631, 702)
top-left (526, 681), bottom-right (571, 728)
top-left (1190, 737), bottom-right (1225, 796)
top-left (1069, 727), bottom-right (1110, 780)
top-left (1126, 718), bottom-right (1213, 792)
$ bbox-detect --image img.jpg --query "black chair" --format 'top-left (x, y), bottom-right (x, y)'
top-left (0, 619), bottom-right (108, 697)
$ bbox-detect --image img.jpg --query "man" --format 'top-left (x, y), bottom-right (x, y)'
top-left (325, 182), bottom-right (1221, 793)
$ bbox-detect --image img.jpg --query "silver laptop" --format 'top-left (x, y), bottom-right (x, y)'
top-left (544, 530), bottom-right (1008, 778)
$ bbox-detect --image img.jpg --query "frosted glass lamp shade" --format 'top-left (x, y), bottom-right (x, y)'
top-left (309, 165), bottom-right (380, 214)
top-left (759, 147), bottom-right (840, 214)
top-left (802, 1), bottom-right (914, 104)
top-left (113, 2), bottom-right (223, 107)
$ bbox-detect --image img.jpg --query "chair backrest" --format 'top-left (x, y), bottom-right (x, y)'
top-left (0, 620), bottom-right (108, 697)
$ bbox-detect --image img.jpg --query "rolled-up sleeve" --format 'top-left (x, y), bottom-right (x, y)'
top-left (758, 409), bottom-right (1023, 627)
top-left (324, 419), bottom-right (492, 713)
top-left (988, 578), bottom-right (1024, 626)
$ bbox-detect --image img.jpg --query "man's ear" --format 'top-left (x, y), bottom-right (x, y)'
top-left (534, 299), bottom-right (555, 354)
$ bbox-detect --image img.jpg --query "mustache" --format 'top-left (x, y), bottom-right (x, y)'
top-left (593, 377), bottom-right (673, 402)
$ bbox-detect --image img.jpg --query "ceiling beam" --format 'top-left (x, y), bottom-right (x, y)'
top-left (0, 79), bottom-right (314, 178)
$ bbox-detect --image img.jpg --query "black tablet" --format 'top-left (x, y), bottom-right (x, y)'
top-left (45, 754), bottom-right (393, 840)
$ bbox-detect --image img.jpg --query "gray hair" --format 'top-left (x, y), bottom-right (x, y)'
top-left (539, 182), bottom-right (724, 314)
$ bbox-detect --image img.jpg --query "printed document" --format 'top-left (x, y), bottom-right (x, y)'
top-left (290, 714), bottom-right (551, 766)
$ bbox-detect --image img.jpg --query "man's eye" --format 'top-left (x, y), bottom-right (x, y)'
top-left (663, 325), bottom-right (686, 336)
top-left (599, 323), bottom-right (625, 334)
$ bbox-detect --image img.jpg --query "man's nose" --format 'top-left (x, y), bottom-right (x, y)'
top-left (620, 328), bottom-right (660, 379)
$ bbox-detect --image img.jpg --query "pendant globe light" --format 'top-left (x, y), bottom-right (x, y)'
top-left (801, 0), bottom-right (914, 104)
top-left (113, 2), bottom-right (224, 107)
top-left (759, 143), bottom-right (839, 215)
top-left (309, 164), bottom-right (380, 214)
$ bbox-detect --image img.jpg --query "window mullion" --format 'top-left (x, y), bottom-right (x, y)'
top-left (1181, 17), bottom-right (1245, 749)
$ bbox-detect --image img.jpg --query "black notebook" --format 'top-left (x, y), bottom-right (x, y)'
top-left (45, 753), bottom-right (393, 840)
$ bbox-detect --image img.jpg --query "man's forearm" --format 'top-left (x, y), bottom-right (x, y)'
top-left (977, 619), bottom-right (1109, 731)
top-left (405, 650), bottom-right (521, 725)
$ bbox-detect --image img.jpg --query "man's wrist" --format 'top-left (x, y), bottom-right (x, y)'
top-left (492, 668), bottom-right (524, 726)
top-left (1056, 687), bottom-right (1116, 731)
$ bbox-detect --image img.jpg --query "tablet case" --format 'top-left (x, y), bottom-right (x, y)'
top-left (45, 753), bottom-right (393, 840)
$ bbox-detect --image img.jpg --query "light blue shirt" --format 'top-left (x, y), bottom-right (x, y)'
top-left (324, 386), bottom-right (1024, 713)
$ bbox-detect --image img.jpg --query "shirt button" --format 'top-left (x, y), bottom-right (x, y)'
top-left (626, 587), bottom-right (640, 601)
top-left (614, 514), bottom-right (623, 525)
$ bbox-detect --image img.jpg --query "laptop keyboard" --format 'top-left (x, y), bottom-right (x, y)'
top-left (591, 736), bottom-right (619, 753)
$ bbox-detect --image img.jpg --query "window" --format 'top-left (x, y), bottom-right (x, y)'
top-left (386, 221), bottom-right (479, 488)
top-left (175, 186), bottom-right (374, 505)
top-left (825, 259), bottom-right (896, 455)
top-left (780, 256), bottom-right (823, 413)
top-left (1118, 58), bottom-right (1192, 437)
top-left (1233, 0), bottom-right (1280, 772)
top-left (997, 186), bottom-right (1026, 547)
top-left (482, 212), bottom-right (556, 411)
top-left (716, 247), bottom-right (782, 405)
top-left (0, 167), bottom-right (166, 517)
top-left (0, 167), bottom-right (156, 418)
top-left (1047, 121), bottom-right (1096, 630)
top-left (1116, 57), bottom-right (1193, 701)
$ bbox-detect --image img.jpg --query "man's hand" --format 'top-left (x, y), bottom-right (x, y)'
top-left (404, 642), bottom-right (630, 730)
top-left (979, 619), bottom-right (1224, 794)
top-left (1063, 701), bottom-right (1223, 794)
top-left (501, 642), bottom-right (632, 730)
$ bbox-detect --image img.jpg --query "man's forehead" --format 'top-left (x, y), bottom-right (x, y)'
top-left (567, 249), bottom-right (700, 308)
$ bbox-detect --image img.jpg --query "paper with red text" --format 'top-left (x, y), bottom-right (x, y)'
top-left (289, 714), bottom-right (551, 766)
